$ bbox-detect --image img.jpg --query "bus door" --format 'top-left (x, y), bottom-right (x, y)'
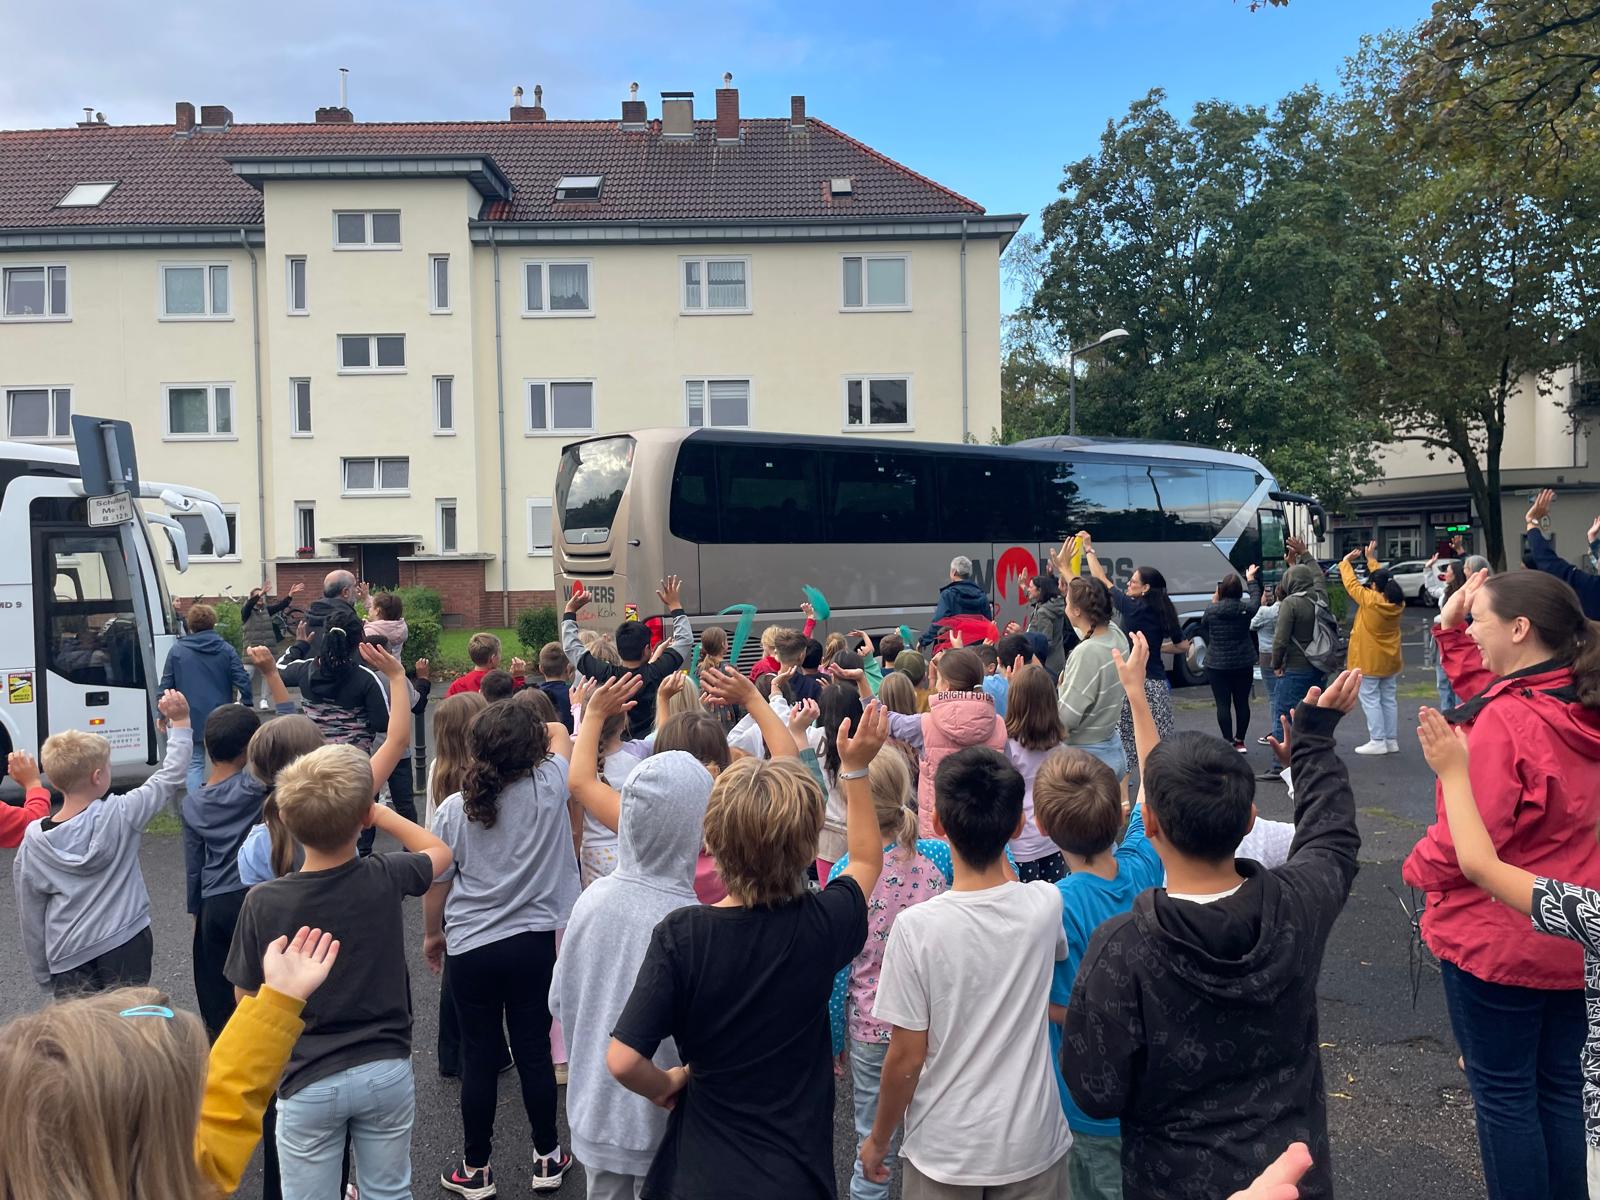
top-left (32, 520), bottom-right (154, 765)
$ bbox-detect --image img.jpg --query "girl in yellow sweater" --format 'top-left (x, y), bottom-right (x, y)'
top-left (0, 925), bottom-right (337, 1200)
top-left (1339, 542), bottom-right (1408, 755)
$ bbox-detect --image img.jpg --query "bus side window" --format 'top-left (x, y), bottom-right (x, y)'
top-left (824, 451), bottom-right (932, 543)
top-left (716, 444), bottom-right (822, 544)
top-left (43, 535), bottom-right (143, 689)
top-left (1070, 463), bottom-right (1163, 543)
top-left (669, 440), bottom-right (719, 543)
top-left (1209, 468), bottom-right (1261, 533)
top-left (1149, 464), bottom-right (1214, 542)
top-left (934, 456), bottom-right (1014, 543)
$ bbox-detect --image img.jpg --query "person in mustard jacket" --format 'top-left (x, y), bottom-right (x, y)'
top-left (0, 925), bottom-right (337, 1200)
top-left (1339, 542), bottom-right (1407, 755)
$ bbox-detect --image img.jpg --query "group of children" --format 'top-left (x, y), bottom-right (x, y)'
top-left (1, 567), bottom-right (1407, 1200)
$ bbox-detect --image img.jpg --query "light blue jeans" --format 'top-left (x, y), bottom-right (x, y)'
top-left (1359, 674), bottom-right (1400, 743)
top-left (276, 1057), bottom-right (415, 1200)
top-left (1072, 732), bottom-right (1128, 782)
top-left (850, 1039), bottom-right (893, 1200)
top-left (1436, 660), bottom-right (1460, 711)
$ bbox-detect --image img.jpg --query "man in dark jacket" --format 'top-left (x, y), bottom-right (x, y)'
top-left (918, 555), bottom-right (993, 648)
top-left (1062, 669), bottom-right (1362, 1200)
top-left (1268, 562), bottom-right (1326, 734)
top-left (280, 569), bottom-right (358, 665)
top-left (1524, 488), bottom-right (1600, 619)
top-left (159, 603), bottom-right (250, 794)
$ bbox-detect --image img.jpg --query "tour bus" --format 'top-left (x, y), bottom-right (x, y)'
top-left (553, 428), bottom-right (1326, 684)
top-left (0, 438), bottom-right (229, 767)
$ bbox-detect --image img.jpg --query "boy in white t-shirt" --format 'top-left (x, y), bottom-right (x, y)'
top-left (860, 745), bottom-right (1072, 1199)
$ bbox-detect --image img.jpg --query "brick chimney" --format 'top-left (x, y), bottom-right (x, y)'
top-left (715, 74), bottom-right (739, 142)
top-left (175, 101), bottom-right (195, 134)
top-left (790, 95), bottom-right (806, 128)
top-left (621, 82), bottom-right (646, 130)
top-left (510, 83), bottom-right (547, 122)
top-left (198, 105), bottom-right (233, 129)
top-left (315, 106), bottom-right (354, 123)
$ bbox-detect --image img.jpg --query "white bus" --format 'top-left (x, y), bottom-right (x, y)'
top-left (0, 438), bottom-right (229, 767)
top-left (553, 429), bottom-right (1325, 683)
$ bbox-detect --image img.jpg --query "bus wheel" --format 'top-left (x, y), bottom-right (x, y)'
top-left (1170, 622), bottom-right (1206, 689)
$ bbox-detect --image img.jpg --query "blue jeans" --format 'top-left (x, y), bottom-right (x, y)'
top-left (1073, 732), bottom-right (1128, 782)
top-left (850, 1039), bottom-right (892, 1200)
top-left (1358, 674), bottom-right (1399, 742)
top-left (1440, 961), bottom-right (1587, 1200)
top-left (186, 739), bottom-right (206, 797)
top-left (1436, 659), bottom-right (1460, 711)
top-left (276, 1057), bottom-right (416, 1200)
top-left (1270, 668), bottom-right (1325, 734)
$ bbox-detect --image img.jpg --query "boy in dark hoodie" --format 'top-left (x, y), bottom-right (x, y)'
top-left (534, 641), bottom-right (575, 732)
top-left (160, 603), bottom-right (251, 793)
top-left (1062, 632), bottom-right (1362, 1200)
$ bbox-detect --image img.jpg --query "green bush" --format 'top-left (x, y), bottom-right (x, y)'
top-left (213, 600), bottom-right (244, 653)
top-left (403, 614), bottom-right (441, 672)
top-left (517, 606), bottom-right (559, 657)
top-left (1326, 581), bottom-right (1350, 623)
top-left (393, 585), bottom-right (442, 620)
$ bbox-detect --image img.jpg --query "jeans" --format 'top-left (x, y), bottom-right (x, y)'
top-left (1067, 1131), bottom-right (1123, 1200)
top-left (186, 739), bottom-right (207, 797)
top-left (1205, 665), bottom-right (1254, 742)
top-left (850, 1039), bottom-right (892, 1200)
top-left (1436, 660), bottom-right (1460, 711)
top-left (451, 929), bottom-right (560, 1165)
top-left (1270, 668), bottom-right (1325, 734)
top-left (1440, 960), bottom-right (1587, 1200)
top-left (1072, 733), bottom-right (1128, 782)
top-left (276, 1056), bottom-right (416, 1200)
top-left (1359, 674), bottom-right (1400, 743)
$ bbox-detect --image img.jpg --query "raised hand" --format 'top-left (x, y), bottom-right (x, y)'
top-left (587, 674), bottom-right (644, 718)
top-left (658, 671), bottom-right (686, 700)
top-left (826, 662), bottom-right (866, 684)
top-left (289, 581), bottom-right (305, 597)
top-left (1246, 563), bottom-right (1260, 582)
top-left (1526, 487), bottom-right (1555, 529)
top-left (1004, 620), bottom-right (1023, 635)
top-left (1589, 515), bottom-right (1600, 545)
top-left (837, 701), bottom-right (889, 773)
top-left (1265, 714), bottom-right (1292, 771)
top-left (700, 664), bottom-right (758, 709)
top-left (1285, 535), bottom-right (1307, 564)
top-left (571, 677), bottom-right (598, 711)
top-left (800, 599), bottom-right (816, 622)
top-left (358, 641), bottom-right (405, 679)
top-left (1364, 540), bottom-right (1378, 561)
top-left (1418, 707), bottom-right (1470, 781)
top-left (7, 751), bottom-right (40, 790)
top-left (510, 656), bottom-right (528, 676)
top-left (1439, 566), bottom-right (1490, 630)
top-left (1111, 632), bottom-right (1150, 692)
top-left (156, 688), bottom-right (190, 726)
top-left (656, 575), bottom-right (683, 610)
top-left (414, 657), bottom-right (430, 680)
top-left (1303, 669), bottom-right (1362, 714)
top-left (261, 926), bottom-right (340, 1002)
top-left (787, 697), bottom-right (820, 737)
top-left (565, 588), bottom-right (591, 616)
top-left (245, 644), bottom-right (277, 671)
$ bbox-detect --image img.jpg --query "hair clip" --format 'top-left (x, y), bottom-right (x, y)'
top-left (118, 1004), bottom-right (175, 1019)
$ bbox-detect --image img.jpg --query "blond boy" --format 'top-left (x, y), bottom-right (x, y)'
top-left (445, 632), bottom-right (503, 697)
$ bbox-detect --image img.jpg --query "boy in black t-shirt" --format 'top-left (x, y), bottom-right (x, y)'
top-left (561, 576), bottom-right (693, 740)
top-left (225, 741), bottom-right (452, 1200)
top-left (609, 669), bottom-right (890, 1199)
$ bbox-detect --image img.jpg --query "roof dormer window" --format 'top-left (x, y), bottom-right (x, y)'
top-left (830, 177), bottom-right (853, 196)
top-left (555, 175), bottom-right (602, 201)
top-left (57, 181), bottom-right (117, 207)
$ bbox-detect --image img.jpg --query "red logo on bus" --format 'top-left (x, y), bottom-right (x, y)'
top-left (995, 546), bottom-right (1038, 607)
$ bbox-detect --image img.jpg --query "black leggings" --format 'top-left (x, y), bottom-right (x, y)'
top-left (450, 929), bottom-right (559, 1165)
top-left (1206, 665), bottom-right (1254, 742)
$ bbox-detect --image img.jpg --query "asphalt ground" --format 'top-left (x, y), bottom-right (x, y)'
top-left (0, 609), bottom-right (1486, 1199)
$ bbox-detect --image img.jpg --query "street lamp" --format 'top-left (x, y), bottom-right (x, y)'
top-left (1067, 327), bottom-right (1130, 437)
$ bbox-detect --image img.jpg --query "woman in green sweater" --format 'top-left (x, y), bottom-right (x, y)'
top-left (1055, 576), bottom-right (1131, 780)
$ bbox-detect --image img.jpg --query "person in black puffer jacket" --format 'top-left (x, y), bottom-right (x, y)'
top-left (1200, 565), bottom-right (1262, 750)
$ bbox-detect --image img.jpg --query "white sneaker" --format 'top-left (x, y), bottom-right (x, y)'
top-left (1354, 740), bottom-right (1390, 755)
top-left (1385, 739), bottom-right (1400, 753)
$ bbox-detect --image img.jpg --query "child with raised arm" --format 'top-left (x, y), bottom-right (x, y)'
top-left (607, 691), bottom-right (890, 1198)
top-left (0, 750), bottom-right (50, 848)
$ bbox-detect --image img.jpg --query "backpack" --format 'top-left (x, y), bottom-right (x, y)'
top-left (1291, 593), bottom-right (1346, 675)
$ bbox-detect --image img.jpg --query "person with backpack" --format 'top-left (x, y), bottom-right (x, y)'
top-left (1340, 543), bottom-right (1407, 756)
top-left (1269, 563), bottom-right (1335, 736)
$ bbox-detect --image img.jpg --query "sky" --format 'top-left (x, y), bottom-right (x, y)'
top-left (1, 0), bottom-right (1434, 303)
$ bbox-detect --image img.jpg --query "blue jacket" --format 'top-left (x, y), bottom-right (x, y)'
top-left (1527, 528), bottom-right (1600, 619)
top-left (918, 578), bottom-right (993, 647)
top-left (159, 630), bottom-right (249, 730)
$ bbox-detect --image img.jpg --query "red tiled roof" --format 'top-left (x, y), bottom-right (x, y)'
top-left (0, 116), bottom-right (986, 229)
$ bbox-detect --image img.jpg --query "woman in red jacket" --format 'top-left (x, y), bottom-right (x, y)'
top-left (1403, 568), bottom-right (1600, 1200)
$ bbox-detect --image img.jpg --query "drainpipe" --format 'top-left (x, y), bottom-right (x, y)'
top-left (490, 226), bottom-right (511, 626)
top-left (959, 217), bottom-right (970, 443)
top-left (240, 229), bottom-right (268, 584)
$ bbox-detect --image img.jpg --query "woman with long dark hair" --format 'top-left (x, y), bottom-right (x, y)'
top-left (1024, 573), bottom-right (1072, 677)
top-left (1404, 569), bottom-right (1600, 1200)
top-left (427, 700), bottom-right (578, 1193)
top-left (1200, 566), bottom-right (1262, 751)
top-left (1340, 542), bottom-right (1407, 755)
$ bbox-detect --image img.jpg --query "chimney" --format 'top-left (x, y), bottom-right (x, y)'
top-left (661, 91), bottom-right (694, 138)
top-left (175, 101), bottom-right (195, 134)
top-left (621, 82), bottom-right (646, 130)
top-left (714, 74), bottom-right (739, 142)
top-left (511, 82), bottom-right (546, 122)
top-left (790, 95), bottom-right (806, 128)
top-left (315, 106), bottom-right (354, 123)
top-left (198, 105), bottom-right (233, 130)
top-left (76, 107), bottom-right (107, 128)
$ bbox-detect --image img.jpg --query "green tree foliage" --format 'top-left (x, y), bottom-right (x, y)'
top-left (213, 601), bottom-right (245, 654)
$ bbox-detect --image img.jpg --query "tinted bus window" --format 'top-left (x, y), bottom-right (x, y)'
top-left (669, 440), bottom-right (719, 542)
top-left (1210, 467), bottom-right (1260, 528)
top-left (556, 436), bottom-right (634, 546)
top-left (1151, 464), bottom-right (1214, 541)
top-left (717, 444), bottom-right (821, 543)
top-left (1050, 462), bottom-right (1164, 542)
top-left (824, 450), bottom-right (933, 542)
top-left (934, 456), bottom-right (1015, 542)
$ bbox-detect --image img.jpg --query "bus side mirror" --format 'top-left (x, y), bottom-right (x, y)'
top-left (147, 514), bottom-right (190, 573)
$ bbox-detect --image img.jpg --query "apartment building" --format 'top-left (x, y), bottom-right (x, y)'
top-left (0, 86), bottom-right (1020, 621)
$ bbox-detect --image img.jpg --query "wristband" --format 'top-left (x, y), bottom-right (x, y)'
top-left (838, 766), bottom-right (869, 781)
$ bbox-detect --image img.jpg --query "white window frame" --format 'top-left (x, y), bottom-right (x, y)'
top-left (171, 503), bottom-right (241, 562)
top-left (286, 256), bottom-right (308, 315)
top-left (840, 374), bottom-right (915, 433)
top-left (4, 385), bottom-right (73, 442)
top-left (436, 498), bottom-right (459, 554)
top-left (1, 263), bottom-right (70, 322)
top-left (679, 255), bottom-right (752, 315)
top-left (163, 382), bottom-right (237, 441)
top-left (289, 378), bottom-right (312, 437)
top-left (527, 497), bottom-right (554, 556)
top-left (683, 377), bottom-right (753, 429)
top-left (433, 376), bottom-right (455, 435)
top-left (525, 379), bottom-right (596, 437)
top-left (341, 456), bottom-right (411, 497)
top-left (337, 334), bottom-right (406, 375)
top-left (839, 253), bottom-right (911, 312)
top-left (158, 261), bottom-right (232, 321)
top-left (429, 254), bottom-right (451, 314)
top-left (332, 210), bottom-right (402, 250)
top-left (293, 502), bottom-right (317, 555)
top-left (520, 258), bottom-right (594, 318)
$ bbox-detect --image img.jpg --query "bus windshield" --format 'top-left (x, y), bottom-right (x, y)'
top-left (556, 436), bottom-right (634, 545)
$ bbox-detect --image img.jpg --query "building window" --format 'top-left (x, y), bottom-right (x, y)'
top-left (527, 498), bottom-right (554, 555)
top-left (286, 256), bottom-right (308, 314)
top-left (6, 387), bottom-right (71, 441)
top-left (682, 257), bottom-right (750, 313)
top-left (522, 260), bottom-right (592, 316)
top-left (290, 378), bottom-right (312, 436)
top-left (161, 263), bottom-right (230, 319)
top-left (430, 255), bottom-right (450, 313)
top-left (175, 506), bottom-right (239, 560)
top-left (1383, 527), bottom-right (1423, 560)
top-left (685, 379), bottom-right (751, 428)
top-left (57, 181), bottom-right (117, 207)
top-left (339, 334), bottom-right (406, 373)
top-left (3, 265), bottom-right (68, 319)
top-left (437, 499), bottom-right (459, 554)
top-left (294, 502), bottom-right (317, 554)
top-left (165, 384), bottom-right (234, 439)
top-left (333, 210), bottom-right (401, 248)
top-left (554, 175), bottom-right (603, 201)
top-left (434, 376), bottom-right (454, 434)
top-left (843, 376), bottom-right (912, 431)
top-left (342, 457), bottom-right (410, 495)
top-left (527, 380), bottom-right (594, 435)
top-left (841, 254), bottom-right (909, 310)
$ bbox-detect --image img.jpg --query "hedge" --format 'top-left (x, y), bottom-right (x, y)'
top-left (517, 606), bottom-right (560, 657)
